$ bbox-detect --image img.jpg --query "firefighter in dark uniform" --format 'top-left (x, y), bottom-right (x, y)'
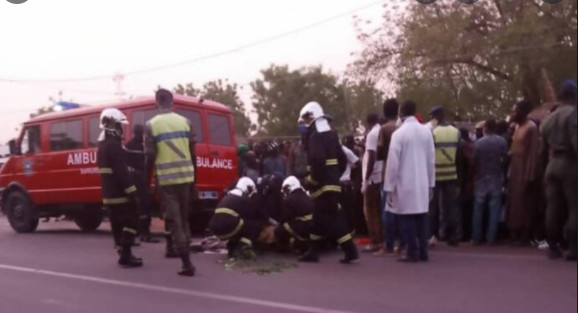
top-left (97, 108), bottom-right (143, 268)
top-left (298, 101), bottom-right (359, 264)
top-left (209, 177), bottom-right (269, 258)
top-left (126, 124), bottom-right (159, 243)
top-left (274, 176), bottom-right (313, 253)
top-left (541, 79), bottom-right (578, 261)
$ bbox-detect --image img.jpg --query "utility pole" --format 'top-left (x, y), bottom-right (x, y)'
top-left (113, 73), bottom-right (126, 100)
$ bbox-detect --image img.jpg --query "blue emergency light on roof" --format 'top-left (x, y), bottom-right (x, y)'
top-left (53, 101), bottom-right (81, 112)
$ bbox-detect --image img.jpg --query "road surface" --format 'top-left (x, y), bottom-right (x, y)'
top-left (0, 217), bottom-right (575, 313)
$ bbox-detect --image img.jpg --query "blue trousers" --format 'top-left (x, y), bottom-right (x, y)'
top-left (472, 188), bottom-right (502, 243)
top-left (381, 190), bottom-right (404, 251)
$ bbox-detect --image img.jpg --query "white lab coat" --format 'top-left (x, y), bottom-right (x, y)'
top-left (383, 117), bottom-right (435, 215)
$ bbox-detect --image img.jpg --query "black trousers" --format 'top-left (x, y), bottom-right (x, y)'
top-left (275, 219), bottom-right (311, 243)
top-left (430, 181), bottom-right (460, 243)
top-left (131, 170), bottom-right (153, 235)
top-left (108, 203), bottom-right (139, 248)
top-left (311, 192), bottom-right (352, 245)
top-left (401, 213), bottom-right (429, 260)
top-left (340, 182), bottom-right (355, 233)
top-left (209, 214), bottom-right (262, 248)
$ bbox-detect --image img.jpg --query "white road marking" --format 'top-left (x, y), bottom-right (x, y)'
top-left (432, 251), bottom-right (545, 261)
top-left (0, 263), bottom-right (362, 313)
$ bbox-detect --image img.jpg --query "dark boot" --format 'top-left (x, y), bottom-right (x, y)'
top-left (118, 246), bottom-right (143, 268)
top-left (227, 240), bottom-right (239, 258)
top-left (339, 240), bottom-right (359, 264)
top-left (299, 241), bottom-right (320, 263)
top-left (566, 244), bottom-right (577, 261)
top-left (165, 235), bottom-right (179, 259)
top-left (548, 246), bottom-right (563, 260)
top-left (178, 254), bottom-right (196, 277)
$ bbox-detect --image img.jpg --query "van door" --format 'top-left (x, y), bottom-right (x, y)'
top-left (203, 112), bottom-right (238, 199)
top-left (174, 108), bottom-right (211, 198)
top-left (8, 125), bottom-right (46, 203)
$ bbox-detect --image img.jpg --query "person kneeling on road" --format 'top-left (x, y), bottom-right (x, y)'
top-left (273, 176), bottom-right (314, 254)
top-left (209, 177), bottom-right (270, 259)
top-left (97, 108), bottom-right (143, 268)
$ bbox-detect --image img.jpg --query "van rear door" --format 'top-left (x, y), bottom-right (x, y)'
top-left (200, 111), bottom-right (237, 200)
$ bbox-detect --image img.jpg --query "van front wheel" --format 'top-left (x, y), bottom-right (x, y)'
top-left (74, 209), bottom-right (103, 232)
top-left (6, 191), bottom-right (39, 233)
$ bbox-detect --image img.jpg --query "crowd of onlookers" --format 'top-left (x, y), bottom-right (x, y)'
top-left (237, 79), bottom-right (577, 261)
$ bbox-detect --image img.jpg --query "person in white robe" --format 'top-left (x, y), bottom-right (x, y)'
top-left (384, 101), bottom-right (436, 262)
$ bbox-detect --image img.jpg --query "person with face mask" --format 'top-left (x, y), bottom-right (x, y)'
top-left (297, 101), bottom-right (359, 264)
top-left (97, 108), bottom-right (143, 268)
top-left (209, 177), bottom-right (270, 258)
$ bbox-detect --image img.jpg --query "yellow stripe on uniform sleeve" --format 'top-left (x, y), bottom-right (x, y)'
top-left (125, 185), bottom-right (137, 194)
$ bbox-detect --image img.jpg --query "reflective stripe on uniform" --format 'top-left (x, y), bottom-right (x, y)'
top-left (103, 197), bottom-right (130, 205)
top-left (214, 208), bottom-right (239, 217)
top-left (310, 234), bottom-right (323, 241)
top-left (154, 131), bottom-right (191, 142)
top-left (284, 223), bottom-right (306, 241)
top-left (156, 160), bottom-right (195, 170)
top-left (123, 227), bottom-right (137, 235)
top-left (310, 185), bottom-right (342, 199)
top-left (124, 185), bottom-right (137, 194)
top-left (217, 220), bottom-right (244, 241)
top-left (295, 214), bottom-right (313, 222)
top-left (156, 171), bottom-right (195, 185)
top-left (337, 233), bottom-right (353, 245)
top-left (325, 159), bottom-right (338, 166)
top-left (240, 237), bottom-right (253, 247)
top-left (98, 168), bottom-right (113, 174)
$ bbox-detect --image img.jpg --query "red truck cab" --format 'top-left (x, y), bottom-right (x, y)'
top-left (0, 95), bottom-right (238, 233)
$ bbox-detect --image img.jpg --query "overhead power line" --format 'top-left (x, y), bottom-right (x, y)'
top-left (0, 1), bottom-right (383, 84)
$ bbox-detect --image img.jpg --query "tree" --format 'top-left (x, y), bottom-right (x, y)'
top-left (251, 65), bottom-right (383, 136)
top-left (174, 80), bottom-right (254, 136)
top-left (351, 0), bottom-right (577, 121)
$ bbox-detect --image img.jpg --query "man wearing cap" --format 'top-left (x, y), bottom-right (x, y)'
top-left (429, 105), bottom-right (462, 247)
top-left (541, 80), bottom-right (577, 261)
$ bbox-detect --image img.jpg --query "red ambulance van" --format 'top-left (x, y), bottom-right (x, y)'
top-left (0, 95), bottom-right (238, 233)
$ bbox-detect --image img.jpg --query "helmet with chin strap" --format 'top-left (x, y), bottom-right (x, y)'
top-left (298, 101), bottom-right (325, 127)
top-left (281, 176), bottom-right (303, 198)
top-left (99, 108), bottom-right (128, 141)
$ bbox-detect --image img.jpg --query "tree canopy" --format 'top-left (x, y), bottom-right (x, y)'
top-left (351, 0), bottom-right (577, 121)
top-left (174, 79), bottom-right (254, 136)
top-left (251, 65), bottom-right (383, 136)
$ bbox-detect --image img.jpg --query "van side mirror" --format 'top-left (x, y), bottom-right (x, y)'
top-left (8, 139), bottom-right (21, 156)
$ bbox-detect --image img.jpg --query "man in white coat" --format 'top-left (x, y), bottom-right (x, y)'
top-left (384, 101), bottom-right (436, 263)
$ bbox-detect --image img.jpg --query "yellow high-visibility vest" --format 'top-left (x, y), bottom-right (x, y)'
top-left (150, 113), bottom-right (195, 186)
top-left (433, 125), bottom-right (460, 182)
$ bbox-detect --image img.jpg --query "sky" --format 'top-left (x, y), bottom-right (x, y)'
top-left (0, 0), bottom-right (385, 143)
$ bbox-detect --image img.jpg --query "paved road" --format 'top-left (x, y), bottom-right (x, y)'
top-left (0, 217), bottom-right (575, 313)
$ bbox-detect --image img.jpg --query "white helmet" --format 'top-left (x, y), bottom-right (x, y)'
top-left (232, 177), bottom-right (257, 197)
top-left (298, 101), bottom-right (325, 127)
top-left (281, 176), bottom-right (303, 197)
top-left (100, 108), bottom-right (128, 129)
